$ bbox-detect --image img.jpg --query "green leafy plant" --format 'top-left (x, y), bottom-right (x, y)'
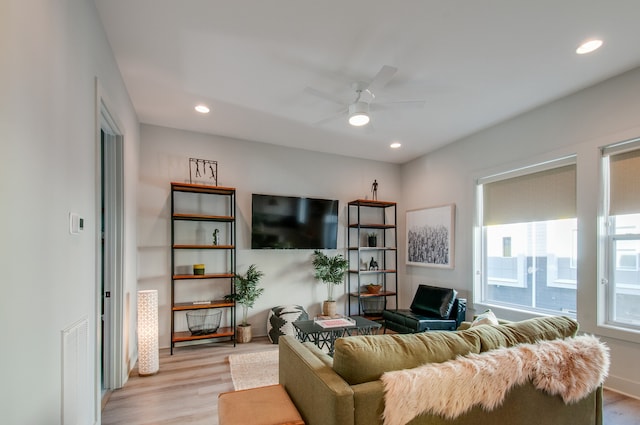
top-left (312, 250), bottom-right (348, 301)
top-left (226, 264), bottom-right (265, 326)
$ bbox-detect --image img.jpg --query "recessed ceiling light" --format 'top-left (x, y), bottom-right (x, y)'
top-left (576, 39), bottom-right (603, 55)
top-left (195, 104), bottom-right (210, 114)
top-left (390, 142), bottom-right (402, 149)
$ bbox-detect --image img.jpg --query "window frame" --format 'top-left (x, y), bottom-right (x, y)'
top-left (600, 138), bottom-right (640, 332)
top-left (475, 155), bottom-right (577, 316)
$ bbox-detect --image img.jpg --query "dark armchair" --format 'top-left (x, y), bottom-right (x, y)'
top-left (382, 284), bottom-right (466, 333)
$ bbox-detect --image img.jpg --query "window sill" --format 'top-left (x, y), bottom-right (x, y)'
top-left (593, 322), bottom-right (640, 345)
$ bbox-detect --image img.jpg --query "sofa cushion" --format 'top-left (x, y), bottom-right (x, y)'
top-left (332, 331), bottom-right (480, 385)
top-left (463, 316), bottom-right (579, 352)
top-left (502, 315), bottom-right (579, 342)
top-left (410, 285), bottom-right (457, 318)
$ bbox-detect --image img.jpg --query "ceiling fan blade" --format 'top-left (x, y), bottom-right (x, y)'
top-left (366, 65), bottom-right (398, 92)
top-left (374, 99), bottom-right (426, 110)
top-left (304, 86), bottom-right (346, 105)
top-left (312, 108), bottom-right (348, 126)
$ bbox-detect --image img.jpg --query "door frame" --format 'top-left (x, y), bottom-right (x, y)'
top-left (95, 79), bottom-right (125, 419)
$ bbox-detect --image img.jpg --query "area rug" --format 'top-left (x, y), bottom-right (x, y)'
top-left (228, 349), bottom-right (279, 390)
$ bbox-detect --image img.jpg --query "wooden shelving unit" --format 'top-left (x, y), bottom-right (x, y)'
top-left (347, 199), bottom-right (398, 320)
top-left (170, 182), bottom-right (236, 354)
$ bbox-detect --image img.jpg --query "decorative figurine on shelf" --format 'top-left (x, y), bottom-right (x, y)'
top-left (369, 257), bottom-right (379, 271)
top-left (212, 229), bottom-right (219, 246)
top-left (361, 258), bottom-right (368, 271)
top-left (371, 179), bottom-right (378, 201)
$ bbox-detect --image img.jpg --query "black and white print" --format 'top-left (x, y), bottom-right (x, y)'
top-left (406, 204), bottom-right (455, 268)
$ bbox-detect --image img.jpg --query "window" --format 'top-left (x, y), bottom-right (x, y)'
top-left (601, 140), bottom-right (640, 330)
top-left (476, 157), bottom-right (577, 315)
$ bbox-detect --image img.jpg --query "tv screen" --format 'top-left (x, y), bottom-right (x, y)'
top-left (251, 194), bottom-right (339, 249)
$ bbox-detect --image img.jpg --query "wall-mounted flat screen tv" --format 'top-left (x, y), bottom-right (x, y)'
top-left (251, 193), bottom-right (339, 249)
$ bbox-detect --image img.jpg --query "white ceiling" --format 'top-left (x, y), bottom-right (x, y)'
top-left (95, 0), bottom-right (640, 164)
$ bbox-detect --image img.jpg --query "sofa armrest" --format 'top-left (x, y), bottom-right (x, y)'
top-left (451, 298), bottom-right (467, 328)
top-left (352, 380), bottom-right (385, 425)
top-left (279, 336), bottom-right (355, 425)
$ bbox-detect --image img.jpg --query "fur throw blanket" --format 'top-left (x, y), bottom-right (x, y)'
top-left (381, 335), bottom-right (609, 425)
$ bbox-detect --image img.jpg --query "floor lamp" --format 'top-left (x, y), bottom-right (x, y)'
top-left (137, 289), bottom-right (159, 376)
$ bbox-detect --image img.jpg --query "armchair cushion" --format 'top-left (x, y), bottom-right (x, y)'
top-left (409, 285), bottom-right (457, 318)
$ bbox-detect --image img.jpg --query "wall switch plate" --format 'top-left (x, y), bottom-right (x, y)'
top-left (69, 213), bottom-right (84, 235)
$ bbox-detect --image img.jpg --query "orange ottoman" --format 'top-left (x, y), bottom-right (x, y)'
top-left (218, 384), bottom-right (304, 425)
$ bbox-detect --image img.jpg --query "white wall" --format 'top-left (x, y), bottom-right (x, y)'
top-left (138, 124), bottom-right (401, 346)
top-left (0, 1), bottom-right (140, 424)
top-left (401, 66), bottom-right (640, 398)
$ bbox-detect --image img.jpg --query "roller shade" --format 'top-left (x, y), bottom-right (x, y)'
top-left (483, 164), bottom-right (576, 226)
top-left (609, 148), bottom-right (640, 216)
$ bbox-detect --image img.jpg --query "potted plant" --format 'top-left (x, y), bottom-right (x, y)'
top-left (226, 264), bottom-right (264, 343)
top-left (367, 232), bottom-right (377, 247)
top-left (312, 250), bottom-right (348, 317)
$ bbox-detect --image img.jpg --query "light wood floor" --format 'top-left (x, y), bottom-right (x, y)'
top-left (102, 336), bottom-right (640, 425)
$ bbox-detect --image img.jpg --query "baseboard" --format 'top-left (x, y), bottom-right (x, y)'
top-left (605, 374), bottom-right (640, 400)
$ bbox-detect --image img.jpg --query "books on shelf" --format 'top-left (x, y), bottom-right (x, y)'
top-left (314, 316), bottom-right (356, 328)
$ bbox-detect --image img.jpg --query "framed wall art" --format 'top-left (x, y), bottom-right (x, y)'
top-left (406, 204), bottom-right (455, 268)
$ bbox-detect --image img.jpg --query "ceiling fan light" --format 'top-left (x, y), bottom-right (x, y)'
top-left (349, 113), bottom-right (369, 126)
top-left (348, 102), bottom-right (370, 126)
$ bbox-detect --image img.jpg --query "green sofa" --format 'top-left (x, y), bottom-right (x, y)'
top-left (279, 316), bottom-right (604, 425)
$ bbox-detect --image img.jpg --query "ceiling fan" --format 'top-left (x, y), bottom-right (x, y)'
top-left (304, 65), bottom-right (425, 127)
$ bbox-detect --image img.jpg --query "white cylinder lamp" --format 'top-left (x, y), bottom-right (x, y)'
top-left (137, 289), bottom-right (159, 376)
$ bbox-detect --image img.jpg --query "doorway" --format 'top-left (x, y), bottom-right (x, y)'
top-left (97, 83), bottom-right (125, 412)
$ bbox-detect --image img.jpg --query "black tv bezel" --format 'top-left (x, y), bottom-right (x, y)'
top-left (250, 193), bottom-right (339, 250)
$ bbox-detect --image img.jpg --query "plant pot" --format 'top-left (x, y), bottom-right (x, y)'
top-left (322, 300), bottom-right (337, 317)
top-left (236, 324), bottom-right (252, 343)
top-left (367, 236), bottom-right (377, 247)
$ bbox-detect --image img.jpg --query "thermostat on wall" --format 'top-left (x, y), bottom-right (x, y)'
top-left (69, 213), bottom-right (84, 235)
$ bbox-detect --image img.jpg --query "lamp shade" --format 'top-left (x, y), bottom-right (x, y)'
top-left (137, 289), bottom-right (159, 376)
